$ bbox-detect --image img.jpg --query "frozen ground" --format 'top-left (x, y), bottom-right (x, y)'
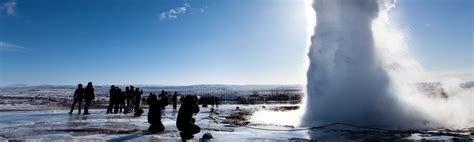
top-left (1, 85), bottom-right (472, 141)
top-left (0, 104), bottom-right (310, 141)
top-left (0, 104), bottom-right (472, 141)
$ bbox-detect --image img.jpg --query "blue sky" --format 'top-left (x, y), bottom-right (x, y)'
top-left (0, 0), bottom-right (472, 86)
top-left (392, 0), bottom-right (473, 80)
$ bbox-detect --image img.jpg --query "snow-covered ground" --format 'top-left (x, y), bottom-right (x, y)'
top-left (0, 104), bottom-right (308, 141)
top-left (0, 104), bottom-right (472, 141)
top-left (0, 86), bottom-right (472, 141)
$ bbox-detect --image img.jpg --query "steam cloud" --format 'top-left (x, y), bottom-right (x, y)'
top-left (303, 0), bottom-right (473, 129)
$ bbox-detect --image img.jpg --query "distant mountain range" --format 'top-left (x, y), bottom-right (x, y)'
top-left (0, 84), bottom-right (304, 97)
top-left (2, 84), bottom-right (302, 90)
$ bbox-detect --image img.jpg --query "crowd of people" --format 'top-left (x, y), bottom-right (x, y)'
top-left (106, 85), bottom-right (144, 115)
top-left (68, 83), bottom-right (209, 140)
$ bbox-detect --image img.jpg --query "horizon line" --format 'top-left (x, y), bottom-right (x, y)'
top-left (0, 83), bottom-right (306, 87)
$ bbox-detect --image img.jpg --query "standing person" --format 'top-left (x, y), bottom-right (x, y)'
top-left (129, 86), bottom-right (135, 111)
top-left (134, 88), bottom-right (143, 112)
top-left (172, 92), bottom-right (178, 110)
top-left (141, 96), bottom-right (147, 106)
top-left (147, 93), bottom-right (168, 133)
top-left (83, 82), bottom-right (95, 115)
top-left (106, 85), bottom-right (115, 114)
top-left (159, 91), bottom-right (169, 109)
top-left (179, 95), bottom-right (185, 104)
top-left (159, 91), bottom-right (169, 110)
top-left (116, 87), bottom-right (123, 113)
top-left (69, 84), bottom-right (84, 115)
top-left (115, 87), bottom-right (123, 113)
top-left (211, 96), bottom-right (215, 107)
top-left (113, 87), bottom-right (120, 114)
top-left (214, 96), bottom-right (219, 108)
top-left (177, 95), bottom-right (201, 140)
top-left (120, 89), bottom-right (127, 113)
top-left (125, 86), bottom-right (131, 112)
top-left (159, 90), bottom-right (166, 97)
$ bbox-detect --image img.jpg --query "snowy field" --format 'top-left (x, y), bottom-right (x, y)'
top-left (0, 104), bottom-right (472, 141)
top-left (0, 86), bottom-right (472, 141)
top-left (0, 104), bottom-right (310, 141)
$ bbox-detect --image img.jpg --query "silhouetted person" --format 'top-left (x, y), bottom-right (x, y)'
top-left (172, 92), bottom-right (178, 110)
top-left (134, 108), bottom-right (144, 116)
top-left (117, 87), bottom-right (122, 113)
top-left (211, 96), bottom-right (215, 107)
top-left (113, 87), bottom-right (120, 113)
top-left (215, 97), bottom-right (219, 108)
top-left (124, 89), bottom-right (131, 114)
top-left (120, 90), bottom-right (127, 113)
top-left (106, 85), bottom-right (115, 114)
top-left (129, 86), bottom-right (135, 111)
top-left (159, 90), bottom-right (169, 110)
top-left (193, 95), bottom-right (198, 103)
top-left (142, 96), bottom-right (147, 106)
top-left (159, 92), bottom-right (169, 109)
top-left (177, 95), bottom-right (201, 140)
top-left (125, 86), bottom-right (132, 112)
top-left (180, 95), bottom-right (185, 104)
top-left (83, 82), bottom-right (95, 115)
top-left (159, 90), bottom-right (166, 98)
top-left (69, 84), bottom-right (84, 115)
top-left (147, 93), bottom-right (168, 133)
top-left (134, 88), bottom-right (143, 112)
top-left (200, 97), bottom-right (208, 108)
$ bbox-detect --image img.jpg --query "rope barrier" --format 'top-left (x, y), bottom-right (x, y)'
top-left (242, 125), bottom-right (313, 131)
top-left (332, 122), bottom-right (402, 132)
top-left (162, 112), bottom-right (399, 133)
top-left (240, 123), bottom-right (337, 132)
top-left (241, 123), bottom-right (471, 139)
top-left (161, 110), bottom-right (402, 134)
top-left (241, 122), bottom-right (402, 132)
top-left (162, 115), bottom-right (217, 122)
top-left (159, 115), bottom-right (470, 139)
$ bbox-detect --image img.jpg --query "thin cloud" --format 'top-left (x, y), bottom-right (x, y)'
top-left (198, 6), bottom-right (208, 12)
top-left (160, 3), bottom-right (191, 20)
top-left (0, 41), bottom-right (27, 51)
top-left (0, 0), bottom-right (17, 16)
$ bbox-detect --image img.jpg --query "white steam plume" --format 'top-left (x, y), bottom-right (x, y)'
top-left (303, 0), bottom-right (473, 129)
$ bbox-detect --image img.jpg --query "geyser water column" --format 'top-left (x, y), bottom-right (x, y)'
top-left (251, 0), bottom-right (472, 130)
top-left (303, 0), bottom-right (413, 128)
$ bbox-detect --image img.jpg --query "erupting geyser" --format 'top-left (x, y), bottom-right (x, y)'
top-left (304, 0), bottom-right (409, 128)
top-left (303, 0), bottom-right (473, 129)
